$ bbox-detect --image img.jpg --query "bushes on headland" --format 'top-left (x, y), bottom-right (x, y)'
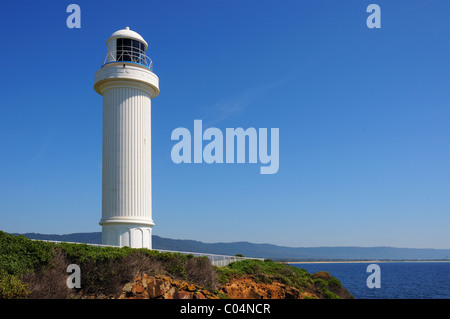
top-left (0, 231), bottom-right (218, 298)
top-left (0, 231), bottom-right (351, 299)
top-left (0, 231), bottom-right (54, 277)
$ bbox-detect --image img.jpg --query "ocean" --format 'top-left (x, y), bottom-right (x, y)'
top-left (290, 261), bottom-right (450, 299)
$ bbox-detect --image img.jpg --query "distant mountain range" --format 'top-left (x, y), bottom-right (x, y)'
top-left (16, 232), bottom-right (450, 261)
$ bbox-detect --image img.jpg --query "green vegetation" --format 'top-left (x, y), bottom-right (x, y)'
top-left (0, 231), bottom-right (217, 298)
top-left (216, 259), bottom-right (350, 299)
top-left (0, 231), bottom-right (351, 299)
top-left (0, 270), bottom-right (29, 299)
top-left (0, 231), bottom-right (54, 277)
top-left (217, 258), bottom-right (309, 287)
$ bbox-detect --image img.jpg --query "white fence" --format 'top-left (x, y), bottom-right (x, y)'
top-left (30, 239), bottom-right (264, 267)
top-left (155, 249), bottom-right (264, 267)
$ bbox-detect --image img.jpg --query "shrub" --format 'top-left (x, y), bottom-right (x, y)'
top-left (21, 249), bottom-right (72, 299)
top-left (216, 259), bottom-right (312, 290)
top-left (312, 276), bottom-right (344, 299)
top-left (0, 232), bottom-right (224, 298)
top-left (56, 242), bottom-right (134, 263)
top-left (0, 270), bottom-right (29, 299)
top-left (0, 231), bottom-right (54, 276)
top-left (186, 257), bottom-right (219, 290)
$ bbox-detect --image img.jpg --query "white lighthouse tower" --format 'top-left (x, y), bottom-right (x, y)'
top-left (94, 27), bottom-right (159, 249)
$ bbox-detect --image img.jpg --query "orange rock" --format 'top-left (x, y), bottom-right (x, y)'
top-left (176, 291), bottom-right (192, 299)
top-left (134, 283), bottom-right (144, 294)
top-left (194, 291), bottom-right (206, 299)
top-left (118, 274), bottom-right (220, 299)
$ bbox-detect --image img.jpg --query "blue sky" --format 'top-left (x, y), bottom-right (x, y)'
top-left (0, 0), bottom-right (449, 248)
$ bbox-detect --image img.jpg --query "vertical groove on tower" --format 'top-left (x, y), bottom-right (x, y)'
top-left (101, 86), bottom-right (153, 223)
top-left (138, 91), bottom-right (142, 218)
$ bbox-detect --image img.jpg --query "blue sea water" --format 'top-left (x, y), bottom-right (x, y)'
top-left (290, 262), bottom-right (450, 299)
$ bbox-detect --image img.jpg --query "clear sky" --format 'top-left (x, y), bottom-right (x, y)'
top-left (0, 0), bottom-right (449, 249)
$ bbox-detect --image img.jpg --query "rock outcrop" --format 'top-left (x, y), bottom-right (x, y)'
top-left (219, 276), bottom-right (311, 299)
top-left (111, 272), bottom-right (353, 299)
top-left (118, 274), bottom-right (219, 299)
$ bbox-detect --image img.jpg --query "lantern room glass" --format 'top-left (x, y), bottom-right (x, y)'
top-left (116, 38), bottom-right (146, 65)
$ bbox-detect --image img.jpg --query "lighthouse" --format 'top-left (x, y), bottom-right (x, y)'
top-left (94, 27), bottom-right (159, 249)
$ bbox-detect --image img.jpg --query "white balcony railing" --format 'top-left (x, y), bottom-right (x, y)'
top-left (101, 49), bottom-right (153, 70)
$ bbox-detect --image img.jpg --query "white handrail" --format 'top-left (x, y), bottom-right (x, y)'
top-left (101, 50), bottom-right (153, 70)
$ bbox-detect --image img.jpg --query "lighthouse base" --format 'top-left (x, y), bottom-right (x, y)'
top-left (101, 223), bottom-right (153, 249)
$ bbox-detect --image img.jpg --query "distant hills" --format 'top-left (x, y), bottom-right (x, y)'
top-left (17, 232), bottom-right (450, 261)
